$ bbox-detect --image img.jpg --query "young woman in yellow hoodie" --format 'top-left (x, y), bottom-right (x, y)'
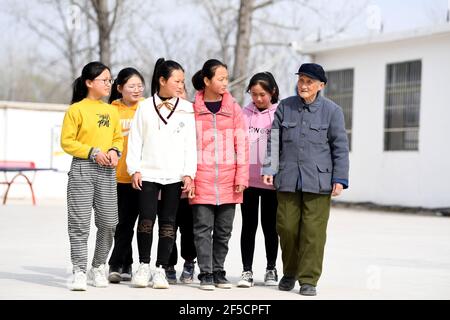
top-left (61, 61), bottom-right (123, 291)
top-left (107, 67), bottom-right (146, 284)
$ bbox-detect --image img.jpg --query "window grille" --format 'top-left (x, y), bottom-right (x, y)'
top-left (324, 69), bottom-right (354, 150)
top-left (384, 60), bottom-right (421, 151)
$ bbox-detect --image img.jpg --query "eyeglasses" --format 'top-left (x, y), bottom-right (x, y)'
top-left (124, 85), bottom-right (145, 92)
top-left (94, 78), bottom-right (114, 86)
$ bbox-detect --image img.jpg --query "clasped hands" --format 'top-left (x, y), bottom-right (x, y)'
top-left (95, 150), bottom-right (119, 167)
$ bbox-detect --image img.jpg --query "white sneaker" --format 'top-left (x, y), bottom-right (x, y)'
top-left (264, 268), bottom-right (278, 286)
top-left (237, 271), bottom-right (254, 288)
top-left (68, 271), bottom-right (87, 291)
top-left (151, 267), bottom-right (169, 289)
top-left (132, 263), bottom-right (151, 288)
top-left (87, 264), bottom-right (108, 287)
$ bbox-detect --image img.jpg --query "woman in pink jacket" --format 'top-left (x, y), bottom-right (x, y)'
top-left (190, 59), bottom-right (249, 290)
top-left (238, 72), bottom-right (280, 288)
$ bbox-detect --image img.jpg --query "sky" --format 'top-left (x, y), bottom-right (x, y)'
top-left (0, 0), bottom-right (448, 102)
top-left (1, 0), bottom-right (448, 58)
top-left (373, 0), bottom-right (448, 31)
top-left (1, 0), bottom-right (448, 44)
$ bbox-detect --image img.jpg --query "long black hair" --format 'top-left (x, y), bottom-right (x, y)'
top-left (246, 72), bottom-right (280, 104)
top-left (109, 67), bottom-right (145, 103)
top-left (151, 58), bottom-right (184, 96)
top-left (191, 59), bottom-right (228, 91)
top-left (71, 61), bottom-right (110, 104)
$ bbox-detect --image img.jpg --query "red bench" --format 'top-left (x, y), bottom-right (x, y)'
top-left (0, 161), bottom-right (55, 205)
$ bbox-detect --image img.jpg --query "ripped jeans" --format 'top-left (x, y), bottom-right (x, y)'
top-left (137, 181), bottom-right (182, 266)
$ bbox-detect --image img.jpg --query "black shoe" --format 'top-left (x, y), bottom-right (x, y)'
top-left (299, 284), bottom-right (317, 296)
top-left (121, 265), bottom-right (132, 282)
top-left (198, 272), bottom-right (215, 291)
top-left (278, 275), bottom-right (296, 291)
top-left (164, 265), bottom-right (177, 285)
top-left (213, 270), bottom-right (232, 289)
top-left (108, 265), bottom-right (122, 283)
top-left (180, 260), bottom-right (195, 284)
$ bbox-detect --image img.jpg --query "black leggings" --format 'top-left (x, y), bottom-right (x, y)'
top-left (240, 187), bottom-right (279, 271)
top-left (108, 183), bottom-right (139, 268)
top-left (138, 181), bottom-right (182, 266)
top-left (168, 198), bottom-right (197, 266)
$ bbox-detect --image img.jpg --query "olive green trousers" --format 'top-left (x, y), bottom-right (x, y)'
top-left (276, 191), bottom-right (331, 286)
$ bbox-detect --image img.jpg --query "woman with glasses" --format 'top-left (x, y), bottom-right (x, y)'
top-left (106, 67), bottom-right (146, 284)
top-left (61, 61), bottom-right (123, 291)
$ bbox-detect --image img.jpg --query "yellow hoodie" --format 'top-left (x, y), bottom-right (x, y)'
top-left (61, 98), bottom-right (123, 160)
top-left (112, 99), bottom-right (139, 183)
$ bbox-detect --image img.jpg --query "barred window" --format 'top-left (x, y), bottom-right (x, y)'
top-left (384, 60), bottom-right (421, 151)
top-left (324, 69), bottom-right (353, 150)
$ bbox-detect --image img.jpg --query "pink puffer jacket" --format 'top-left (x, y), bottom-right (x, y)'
top-left (190, 90), bottom-right (249, 205)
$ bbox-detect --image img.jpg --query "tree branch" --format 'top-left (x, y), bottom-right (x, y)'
top-left (106, 0), bottom-right (122, 36)
top-left (252, 17), bottom-right (299, 30)
top-left (251, 41), bottom-right (292, 47)
top-left (73, 0), bottom-right (97, 23)
top-left (253, 0), bottom-right (275, 11)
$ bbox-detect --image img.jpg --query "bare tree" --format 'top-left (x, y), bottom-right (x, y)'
top-left (200, 1), bottom-right (238, 64)
top-left (198, 0), bottom-right (367, 105)
top-left (232, 0), bottom-right (280, 103)
top-left (12, 0), bottom-right (130, 74)
top-left (8, 0), bottom-right (94, 81)
top-left (86, 0), bottom-right (122, 66)
top-left (5, 0), bottom-right (149, 102)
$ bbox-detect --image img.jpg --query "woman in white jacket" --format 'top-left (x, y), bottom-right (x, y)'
top-left (126, 58), bottom-right (197, 289)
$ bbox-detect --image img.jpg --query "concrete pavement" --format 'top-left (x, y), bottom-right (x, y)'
top-left (0, 199), bottom-right (449, 300)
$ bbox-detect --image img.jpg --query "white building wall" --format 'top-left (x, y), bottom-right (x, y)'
top-left (0, 108), bottom-right (71, 202)
top-left (312, 32), bottom-right (450, 208)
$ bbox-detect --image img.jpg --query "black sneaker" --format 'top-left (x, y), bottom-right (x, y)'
top-left (299, 284), bottom-right (317, 296)
top-left (198, 272), bottom-right (215, 291)
top-left (180, 260), bottom-right (195, 284)
top-left (108, 265), bottom-right (122, 283)
top-left (164, 265), bottom-right (177, 285)
top-left (278, 275), bottom-right (296, 291)
top-left (121, 265), bottom-right (132, 282)
top-left (213, 270), bottom-right (232, 289)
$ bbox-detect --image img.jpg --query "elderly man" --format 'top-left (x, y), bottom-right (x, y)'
top-left (262, 63), bottom-right (349, 296)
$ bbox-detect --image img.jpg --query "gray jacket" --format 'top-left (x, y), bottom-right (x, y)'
top-left (262, 94), bottom-right (349, 194)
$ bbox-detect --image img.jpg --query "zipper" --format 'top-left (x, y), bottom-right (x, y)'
top-left (213, 114), bottom-right (220, 205)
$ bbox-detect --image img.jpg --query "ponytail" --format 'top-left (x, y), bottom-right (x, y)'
top-left (151, 58), bottom-right (165, 96)
top-left (71, 77), bottom-right (88, 104)
top-left (192, 70), bottom-right (205, 91)
top-left (108, 79), bottom-right (121, 103)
